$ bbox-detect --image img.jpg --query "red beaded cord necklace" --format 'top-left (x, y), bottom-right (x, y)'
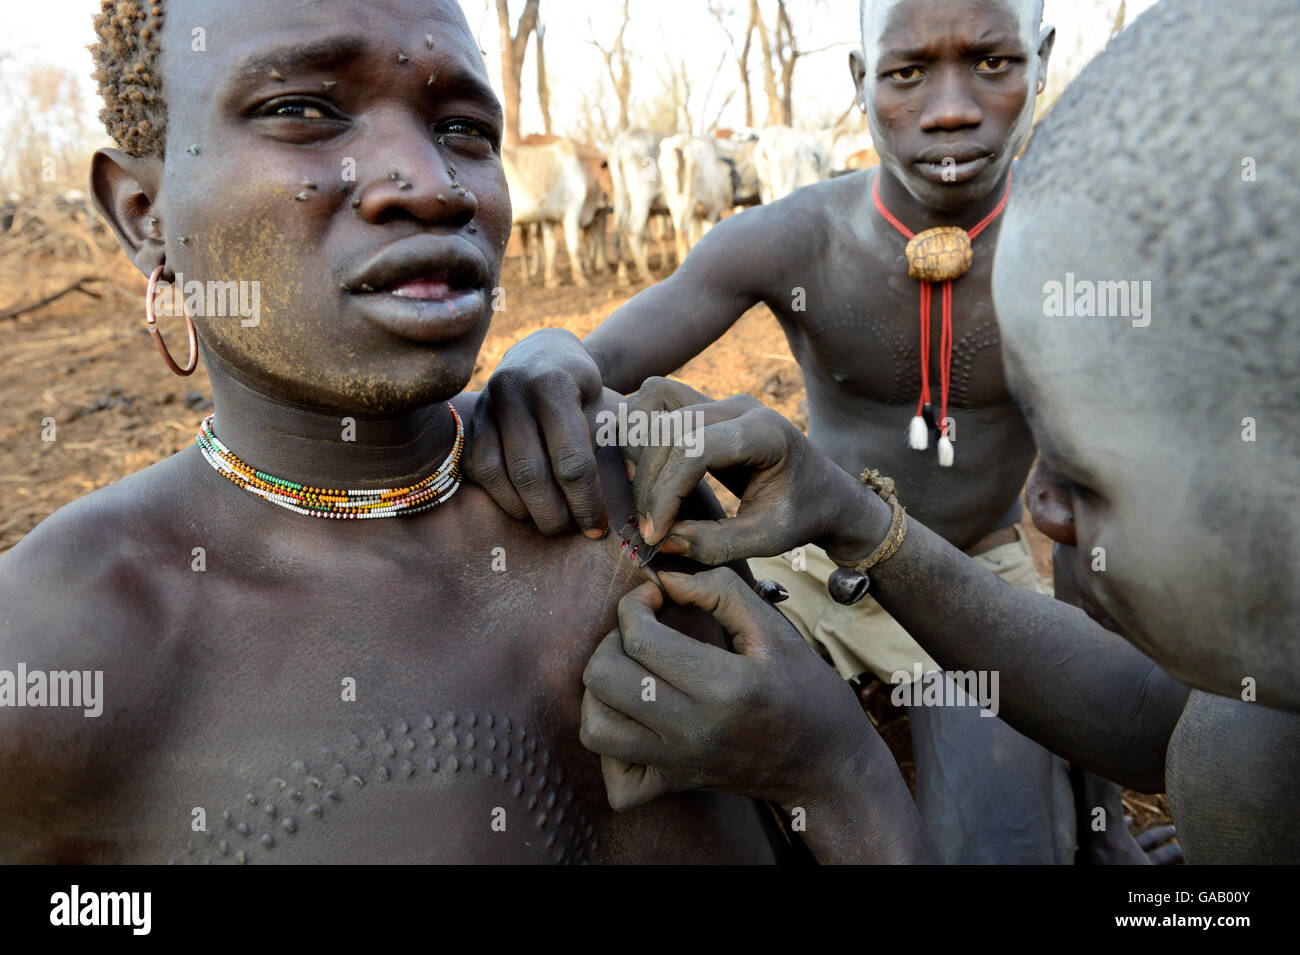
top-left (872, 170), bottom-right (1012, 467)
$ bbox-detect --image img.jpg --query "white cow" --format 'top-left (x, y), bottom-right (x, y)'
top-left (825, 131), bottom-right (878, 174)
top-left (657, 134), bottom-right (734, 265)
top-left (514, 135), bottom-right (614, 280)
top-left (714, 132), bottom-right (762, 210)
top-left (502, 139), bottom-right (590, 287)
top-left (754, 125), bottom-right (831, 204)
top-left (575, 143), bottom-right (613, 276)
top-left (607, 128), bottom-right (674, 283)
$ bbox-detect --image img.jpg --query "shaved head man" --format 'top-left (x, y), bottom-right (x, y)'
top-left (993, 0), bottom-right (1300, 708)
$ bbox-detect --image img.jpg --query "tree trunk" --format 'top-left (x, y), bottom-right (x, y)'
top-left (740, 11), bottom-right (755, 128)
top-left (495, 0), bottom-right (540, 145)
top-left (751, 0), bottom-right (783, 126)
top-left (776, 0), bottom-right (796, 125)
top-left (536, 23), bottom-right (552, 135)
top-left (590, 1), bottom-right (632, 130)
top-left (614, 1), bottom-right (632, 129)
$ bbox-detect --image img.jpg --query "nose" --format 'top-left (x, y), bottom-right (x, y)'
top-left (1025, 458), bottom-right (1076, 546)
top-left (919, 68), bottom-right (982, 131)
top-left (354, 117), bottom-right (476, 227)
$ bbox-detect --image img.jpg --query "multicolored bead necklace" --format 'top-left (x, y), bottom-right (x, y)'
top-left (195, 404), bottom-right (464, 519)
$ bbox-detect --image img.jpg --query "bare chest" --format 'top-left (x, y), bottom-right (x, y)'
top-left (774, 232), bottom-right (1009, 410)
top-left (97, 532), bottom-right (772, 864)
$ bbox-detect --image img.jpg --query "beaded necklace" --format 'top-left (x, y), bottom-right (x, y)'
top-left (195, 403), bottom-right (464, 519)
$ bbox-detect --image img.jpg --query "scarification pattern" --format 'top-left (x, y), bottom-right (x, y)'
top-left (174, 710), bottom-right (598, 865)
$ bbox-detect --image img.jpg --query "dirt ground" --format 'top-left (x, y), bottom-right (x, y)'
top-left (0, 247), bottom-right (1173, 850)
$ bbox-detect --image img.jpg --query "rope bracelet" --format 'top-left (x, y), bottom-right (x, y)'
top-left (831, 468), bottom-right (908, 573)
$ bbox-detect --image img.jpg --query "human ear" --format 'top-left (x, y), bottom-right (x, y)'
top-left (849, 48), bottom-right (869, 113)
top-left (1035, 25), bottom-right (1057, 94)
top-left (89, 147), bottom-right (167, 280)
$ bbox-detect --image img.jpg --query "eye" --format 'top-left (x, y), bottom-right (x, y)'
top-left (273, 103), bottom-right (325, 119)
top-left (443, 119), bottom-right (484, 136)
top-left (437, 118), bottom-right (500, 151)
top-left (886, 66), bottom-right (924, 82)
top-left (974, 57), bottom-right (1011, 73)
top-left (254, 98), bottom-right (338, 121)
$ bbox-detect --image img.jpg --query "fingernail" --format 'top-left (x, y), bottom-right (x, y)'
top-left (638, 516), bottom-right (654, 541)
top-left (624, 459), bottom-right (636, 480)
top-left (584, 528), bottom-right (607, 540)
top-left (659, 535), bottom-right (689, 555)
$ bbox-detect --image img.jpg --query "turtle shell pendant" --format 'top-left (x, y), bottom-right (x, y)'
top-left (906, 226), bottom-right (973, 282)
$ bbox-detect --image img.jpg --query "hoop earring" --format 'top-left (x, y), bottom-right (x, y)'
top-left (145, 263), bottom-right (198, 377)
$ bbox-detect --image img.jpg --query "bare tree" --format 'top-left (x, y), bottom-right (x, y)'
top-left (570, 87), bottom-right (614, 148)
top-left (751, 0), bottom-right (807, 125)
top-left (772, 1), bottom-right (799, 124)
top-left (0, 63), bottom-right (94, 196)
top-left (494, 0), bottom-right (541, 145)
top-left (751, 0), bottom-right (783, 124)
top-left (709, 2), bottom-right (758, 128)
top-left (664, 56), bottom-right (696, 133)
top-left (587, 1), bottom-right (633, 130)
top-left (536, 22), bottom-right (553, 135)
top-left (703, 83), bottom-right (738, 136)
top-left (749, 0), bottom-right (841, 127)
top-left (639, 55), bottom-right (688, 134)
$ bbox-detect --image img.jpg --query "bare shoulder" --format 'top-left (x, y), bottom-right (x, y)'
top-left (1166, 691), bottom-right (1300, 862)
top-left (1, 451), bottom-right (192, 634)
top-left (668, 180), bottom-right (844, 288)
top-left (747, 168), bottom-right (875, 234)
top-left (0, 451), bottom-right (193, 850)
top-left (689, 170), bottom-right (876, 280)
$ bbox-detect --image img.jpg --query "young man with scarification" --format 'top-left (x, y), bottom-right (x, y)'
top-left (467, 0), bottom-right (1148, 863)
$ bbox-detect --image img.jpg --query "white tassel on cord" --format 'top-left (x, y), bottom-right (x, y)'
top-left (937, 434), bottom-right (954, 467)
top-left (907, 414), bottom-right (929, 450)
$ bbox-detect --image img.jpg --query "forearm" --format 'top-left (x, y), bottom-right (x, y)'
top-left (785, 731), bottom-right (941, 864)
top-left (583, 281), bottom-right (748, 394)
top-left (822, 482), bottom-right (1186, 791)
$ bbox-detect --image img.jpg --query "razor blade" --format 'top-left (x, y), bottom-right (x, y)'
top-left (617, 516), bottom-right (663, 569)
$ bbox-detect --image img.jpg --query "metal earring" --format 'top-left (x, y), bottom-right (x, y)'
top-left (145, 263), bottom-right (198, 376)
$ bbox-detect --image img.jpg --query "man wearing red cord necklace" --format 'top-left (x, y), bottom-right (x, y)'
top-left (466, 0), bottom-right (1142, 863)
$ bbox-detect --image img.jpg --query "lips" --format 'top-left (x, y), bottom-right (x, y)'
top-left (913, 145), bottom-right (995, 185)
top-left (346, 234), bottom-right (488, 295)
top-left (343, 235), bottom-right (492, 343)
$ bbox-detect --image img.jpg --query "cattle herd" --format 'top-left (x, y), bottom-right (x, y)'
top-left (503, 125), bottom-right (879, 286)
